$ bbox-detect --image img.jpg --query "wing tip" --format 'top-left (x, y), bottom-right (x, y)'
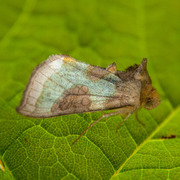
top-left (16, 105), bottom-right (30, 117)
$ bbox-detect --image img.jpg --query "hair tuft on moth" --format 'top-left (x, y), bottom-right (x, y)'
top-left (136, 58), bottom-right (161, 110)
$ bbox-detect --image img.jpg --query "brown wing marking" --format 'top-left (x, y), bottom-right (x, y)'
top-left (86, 65), bottom-right (110, 82)
top-left (50, 85), bottom-right (135, 116)
top-left (51, 85), bottom-right (92, 115)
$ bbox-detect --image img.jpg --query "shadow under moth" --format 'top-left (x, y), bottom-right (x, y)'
top-left (17, 55), bottom-right (161, 144)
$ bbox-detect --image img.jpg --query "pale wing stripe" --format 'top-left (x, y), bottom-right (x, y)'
top-left (39, 66), bottom-right (75, 93)
top-left (27, 96), bottom-right (53, 105)
top-left (47, 64), bottom-right (76, 88)
top-left (48, 58), bottom-right (63, 71)
top-left (40, 70), bottom-right (67, 90)
top-left (22, 103), bottom-right (35, 112)
top-left (30, 80), bottom-right (43, 93)
top-left (28, 87), bottom-right (58, 100)
top-left (30, 87), bottom-right (42, 93)
top-left (28, 95), bottom-right (58, 103)
top-left (34, 79), bottom-right (61, 97)
top-left (33, 71), bottom-right (48, 86)
top-left (30, 84), bottom-right (63, 98)
top-left (29, 89), bottom-right (41, 99)
top-left (22, 101), bottom-right (50, 110)
top-left (26, 96), bottom-right (36, 106)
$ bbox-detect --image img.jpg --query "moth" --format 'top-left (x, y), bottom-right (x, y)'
top-left (17, 55), bottom-right (161, 144)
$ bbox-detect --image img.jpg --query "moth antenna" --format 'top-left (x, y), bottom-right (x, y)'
top-left (135, 111), bottom-right (145, 126)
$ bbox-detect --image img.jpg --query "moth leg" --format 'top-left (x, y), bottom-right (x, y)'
top-left (116, 113), bottom-right (132, 133)
top-left (135, 111), bottom-right (145, 126)
top-left (72, 111), bottom-right (121, 145)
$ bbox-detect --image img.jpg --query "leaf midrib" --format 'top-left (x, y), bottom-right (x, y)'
top-left (111, 105), bottom-right (180, 179)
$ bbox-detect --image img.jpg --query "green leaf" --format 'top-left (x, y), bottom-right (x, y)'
top-left (0, 0), bottom-right (180, 179)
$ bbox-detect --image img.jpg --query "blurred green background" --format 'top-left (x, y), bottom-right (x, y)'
top-left (0, 0), bottom-right (180, 180)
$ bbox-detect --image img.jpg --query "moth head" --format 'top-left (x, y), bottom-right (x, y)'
top-left (144, 88), bottom-right (161, 110)
top-left (135, 58), bottom-right (161, 110)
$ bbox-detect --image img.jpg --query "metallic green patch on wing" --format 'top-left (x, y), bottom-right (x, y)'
top-left (33, 56), bottom-right (122, 116)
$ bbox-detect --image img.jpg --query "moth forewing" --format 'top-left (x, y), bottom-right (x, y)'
top-left (17, 55), bottom-right (161, 143)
